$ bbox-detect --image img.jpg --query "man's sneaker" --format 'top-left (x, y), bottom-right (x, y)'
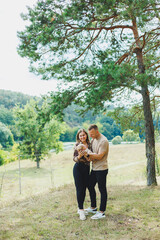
top-left (84, 207), bottom-right (97, 214)
top-left (77, 208), bottom-right (88, 215)
top-left (79, 210), bottom-right (86, 220)
top-left (91, 211), bottom-right (106, 220)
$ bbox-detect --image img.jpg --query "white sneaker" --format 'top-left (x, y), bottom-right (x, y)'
top-left (77, 209), bottom-right (88, 215)
top-left (84, 207), bottom-right (97, 214)
top-left (79, 210), bottom-right (86, 220)
top-left (91, 211), bottom-right (106, 220)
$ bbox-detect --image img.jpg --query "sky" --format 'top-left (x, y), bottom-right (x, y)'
top-left (0, 0), bottom-right (58, 97)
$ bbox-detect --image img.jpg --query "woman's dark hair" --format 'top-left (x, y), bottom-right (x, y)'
top-left (76, 129), bottom-right (90, 144)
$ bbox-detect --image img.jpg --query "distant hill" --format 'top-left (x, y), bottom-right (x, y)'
top-left (63, 104), bottom-right (97, 127)
top-left (0, 89), bottom-right (37, 109)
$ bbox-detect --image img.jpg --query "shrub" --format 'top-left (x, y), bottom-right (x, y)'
top-left (6, 143), bottom-right (20, 164)
top-left (0, 148), bottom-right (7, 166)
top-left (122, 129), bottom-right (140, 142)
top-left (112, 136), bottom-right (122, 145)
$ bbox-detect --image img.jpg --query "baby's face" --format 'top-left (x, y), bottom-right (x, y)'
top-left (77, 145), bottom-right (87, 151)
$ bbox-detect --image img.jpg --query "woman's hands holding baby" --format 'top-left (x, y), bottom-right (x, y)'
top-left (78, 150), bottom-right (85, 159)
top-left (77, 150), bottom-right (90, 162)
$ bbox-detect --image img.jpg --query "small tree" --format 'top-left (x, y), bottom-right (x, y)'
top-left (14, 100), bottom-right (66, 168)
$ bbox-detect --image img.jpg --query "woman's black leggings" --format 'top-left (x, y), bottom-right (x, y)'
top-left (73, 162), bottom-right (90, 209)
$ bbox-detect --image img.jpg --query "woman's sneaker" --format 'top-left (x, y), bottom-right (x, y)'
top-left (79, 210), bottom-right (86, 220)
top-left (84, 207), bottom-right (97, 214)
top-left (91, 211), bottom-right (105, 220)
top-left (77, 209), bottom-right (88, 215)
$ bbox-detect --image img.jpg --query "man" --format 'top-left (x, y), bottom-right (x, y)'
top-left (85, 124), bottom-right (109, 220)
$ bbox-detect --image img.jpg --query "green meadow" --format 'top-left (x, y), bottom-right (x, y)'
top-left (0, 143), bottom-right (160, 240)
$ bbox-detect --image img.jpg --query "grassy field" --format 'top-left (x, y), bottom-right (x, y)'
top-left (0, 143), bottom-right (160, 239)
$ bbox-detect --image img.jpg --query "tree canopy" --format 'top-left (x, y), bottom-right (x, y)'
top-left (18, 0), bottom-right (160, 185)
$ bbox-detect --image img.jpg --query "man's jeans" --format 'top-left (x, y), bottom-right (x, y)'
top-left (88, 169), bottom-right (108, 212)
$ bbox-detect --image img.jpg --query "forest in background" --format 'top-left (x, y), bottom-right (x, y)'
top-left (0, 89), bottom-right (122, 143)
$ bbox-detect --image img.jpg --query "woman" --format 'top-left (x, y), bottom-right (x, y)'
top-left (73, 129), bottom-right (91, 220)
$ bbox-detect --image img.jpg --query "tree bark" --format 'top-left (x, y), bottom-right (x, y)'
top-left (141, 86), bottom-right (157, 186)
top-left (137, 50), bottom-right (157, 185)
top-left (132, 18), bottom-right (157, 185)
top-left (36, 156), bottom-right (40, 169)
top-left (137, 49), bottom-right (157, 185)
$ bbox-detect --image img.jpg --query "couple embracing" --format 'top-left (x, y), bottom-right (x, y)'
top-left (73, 124), bottom-right (109, 220)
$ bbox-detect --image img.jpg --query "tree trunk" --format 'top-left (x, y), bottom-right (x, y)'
top-left (132, 18), bottom-right (157, 186)
top-left (136, 49), bottom-right (157, 185)
top-left (36, 156), bottom-right (40, 168)
top-left (137, 49), bottom-right (157, 185)
top-left (141, 86), bottom-right (157, 186)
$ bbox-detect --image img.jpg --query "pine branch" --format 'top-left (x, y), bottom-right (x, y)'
top-left (143, 42), bottom-right (160, 55)
top-left (61, 28), bottom-right (102, 65)
top-left (147, 59), bottom-right (160, 69)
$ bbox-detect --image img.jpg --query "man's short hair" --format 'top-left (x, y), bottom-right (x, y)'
top-left (88, 124), bottom-right (98, 131)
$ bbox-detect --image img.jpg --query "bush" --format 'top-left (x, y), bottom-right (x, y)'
top-left (112, 136), bottom-right (122, 145)
top-left (122, 129), bottom-right (140, 142)
top-left (6, 143), bottom-right (20, 164)
top-left (0, 148), bottom-right (7, 166)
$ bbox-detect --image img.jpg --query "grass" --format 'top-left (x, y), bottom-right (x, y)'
top-left (0, 184), bottom-right (160, 240)
top-left (0, 143), bottom-right (160, 239)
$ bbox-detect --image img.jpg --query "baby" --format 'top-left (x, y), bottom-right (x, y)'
top-left (76, 144), bottom-right (92, 155)
top-left (76, 143), bottom-right (95, 162)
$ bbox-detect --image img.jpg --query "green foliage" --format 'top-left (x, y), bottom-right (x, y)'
top-left (17, 0), bottom-right (159, 86)
top-left (122, 129), bottom-right (140, 142)
top-left (108, 106), bottom-right (145, 140)
top-left (0, 106), bottom-right (14, 126)
top-left (0, 150), bottom-right (4, 166)
top-left (0, 89), bottom-right (40, 142)
top-left (0, 143), bottom-right (20, 166)
top-left (6, 143), bottom-right (20, 164)
top-left (63, 104), bottom-right (97, 127)
top-left (0, 89), bottom-right (122, 143)
top-left (0, 122), bottom-right (14, 149)
top-left (0, 144), bottom-right (7, 166)
top-left (14, 99), bottom-right (66, 167)
top-left (17, 0), bottom-right (159, 185)
top-left (112, 136), bottom-right (122, 145)
top-left (60, 126), bottom-right (79, 142)
top-left (98, 114), bottom-right (122, 140)
top-left (0, 89), bottom-right (34, 109)
top-left (60, 109), bottom-right (122, 141)
top-left (155, 153), bottom-right (160, 176)
top-left (154, 130), bottom-right (160, 143)
top-left (17, 0), bottom-right (160, 122)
